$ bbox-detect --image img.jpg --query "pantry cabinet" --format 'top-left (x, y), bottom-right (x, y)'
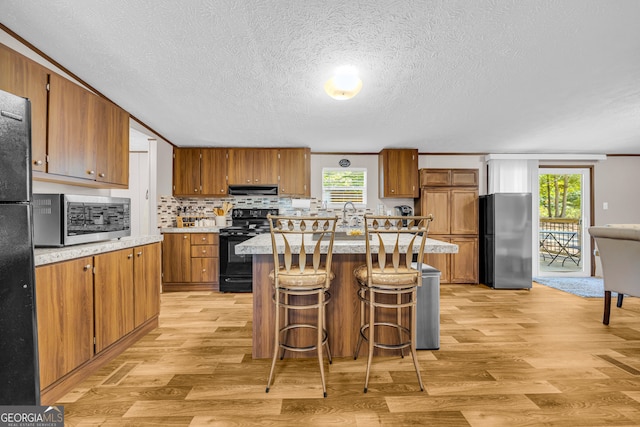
top-left (228, 148), bottom-right (278, 185)
top-left (0, 43), bottom-right (49, 172)
top-left (278, 148), bottom-right (310, 197)
top-left (162, 232), bottom-right (219, 291)
top-left (417, 168), bottom-right (479, 284)
top-left (379, 148), bottom-right (419, 198)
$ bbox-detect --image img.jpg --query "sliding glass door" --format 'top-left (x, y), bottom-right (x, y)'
top-left (536, 167), bottom-right (591, 277)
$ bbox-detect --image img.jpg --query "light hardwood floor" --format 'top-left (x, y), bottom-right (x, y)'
top-left (58, 283), bottom-right (640, 426)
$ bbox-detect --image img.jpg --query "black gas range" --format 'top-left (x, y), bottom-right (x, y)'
top-left (219, 208), bottom-right (278, 292)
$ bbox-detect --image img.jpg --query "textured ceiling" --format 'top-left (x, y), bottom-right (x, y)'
top-left (1, 0), bottom-right (640, 154)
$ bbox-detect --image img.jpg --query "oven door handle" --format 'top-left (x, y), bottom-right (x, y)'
top-left (223, 277), bottom-right (253, 283)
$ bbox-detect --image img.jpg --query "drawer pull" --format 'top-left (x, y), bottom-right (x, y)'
top-left (202, 250), bottom-right (206, 254)
top-left (202, 269), bottom-right (206, 272)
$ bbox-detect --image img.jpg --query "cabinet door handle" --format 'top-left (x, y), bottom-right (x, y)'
top-left (34, 160), bottom-right (43, 166)
top-left (99, 172), bottom-right (105, 178)
top-left (137, 251), bottom-right (143, 256)
top-left (201, 237), bottom-right (206, 241)
top-left (202, 269), bottom-right (206, 272)
top-left (184, 235), bottom-right (189, 239)
top-left (84, 264), bottom-right (92, 271)
top-left (194, 188), bottom-right (198, 192)
top-left (128, 254), bottom-right (133, 259)
top-left (254, 178), bottom-right (258, 182)
top-left (87, 170), bottom-right (95, 175)
top-left (246, 179), bottom-right (251, 183)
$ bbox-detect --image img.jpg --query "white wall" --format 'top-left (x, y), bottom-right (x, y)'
top-left (593, 157), bottom-right (640, 225)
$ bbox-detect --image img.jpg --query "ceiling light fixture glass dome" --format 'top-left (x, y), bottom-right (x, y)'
top-left (324, 66), bottom-right (362, 100)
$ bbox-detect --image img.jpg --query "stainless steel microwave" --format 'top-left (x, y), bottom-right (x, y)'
top-left (33, 194), bottom-right (131, 247)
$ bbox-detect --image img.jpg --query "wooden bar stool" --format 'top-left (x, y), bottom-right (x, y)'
top-left (353, 214), bottom-right (433, 393)
top-left (265, 215), bottom-right (338, 397)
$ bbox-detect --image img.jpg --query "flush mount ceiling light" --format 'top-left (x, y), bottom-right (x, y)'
top-left (324, 66), bottom-right (363, 100)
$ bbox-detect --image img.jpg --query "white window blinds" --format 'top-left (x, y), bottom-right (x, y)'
top-left (322, 168), bottom-right (367, 205)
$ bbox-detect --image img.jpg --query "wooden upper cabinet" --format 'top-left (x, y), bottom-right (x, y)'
top-left (0, 43), bottom-right (49, 172)
top-left (278, 148), bottom-right (310, 197)
top-left (48, 73), bottom-right (93, 180)
top-left (228, 148), bottom-right (278, 185)
top-left (96, 99), bottom-right (129, 186)
top-left (201, 148), bottom-right (228, 196)
top-left (173, 148), bottom-right (202, 196)
top-left (421, 168), bottom-right (478, 187)
top-left (379, 149), bottom-right (419, 198)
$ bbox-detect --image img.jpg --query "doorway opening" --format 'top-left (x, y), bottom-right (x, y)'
top-left (537, 167), bottom-right (591, 277)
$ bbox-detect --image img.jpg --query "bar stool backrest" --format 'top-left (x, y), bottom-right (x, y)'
top-left (362, 214), bottom-right (433, 287)
top-left (267, 215), bottom-right (338, 287)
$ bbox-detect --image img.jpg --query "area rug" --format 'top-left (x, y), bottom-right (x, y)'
top-left (532, 276), bottom-right (606, 298)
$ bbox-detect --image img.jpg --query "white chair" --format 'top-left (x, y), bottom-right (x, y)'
top-left (588, 225), bottom-right (640, 325)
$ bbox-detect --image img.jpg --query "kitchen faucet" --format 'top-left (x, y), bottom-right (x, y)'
top-left (342, 202), bottom-right (356, 226)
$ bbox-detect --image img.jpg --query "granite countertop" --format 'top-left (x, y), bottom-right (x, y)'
top-left (160, 227), bottom-right (225, 233)
top-left (34, 235), bottom-right (164, 266)
top-left (235, 234), bottom-right (458, 255)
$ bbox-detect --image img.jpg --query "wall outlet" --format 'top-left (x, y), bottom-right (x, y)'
top-left (603, 202), bottom-right (609, 210)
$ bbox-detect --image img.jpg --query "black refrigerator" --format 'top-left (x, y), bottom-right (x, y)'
top-left (479, 193), bottom-right (532, 289)
top-left (0, 89), bottom-right (40, 404)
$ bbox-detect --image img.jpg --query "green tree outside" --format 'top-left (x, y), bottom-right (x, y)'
top-left (539, 174), bottom-right (581, 219)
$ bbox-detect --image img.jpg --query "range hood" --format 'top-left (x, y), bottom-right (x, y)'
top-left (228, 185), bottom-right (279, 196)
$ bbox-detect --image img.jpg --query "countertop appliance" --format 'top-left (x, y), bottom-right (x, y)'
top-left (0, 89), bottom-right (40, 404)
top-left (33, 194), bottom-right (131, 247)
top-left (394, 205), bottom-right (413, 226)
top-left (394, 205), bottom-right (413, 216)
top-left (479, 193), bottom-right (532, 289)
top-left (219, 208), bottom-right (278, 292)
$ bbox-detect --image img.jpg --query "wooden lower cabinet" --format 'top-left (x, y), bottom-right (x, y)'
top-left (162, 232), bottom-right (219, 291)
top-left (35, 242), bottom-right (161, 403)
top-left (425, 236), bottom-right (478, 284)
top-left (134, 243), bottom-right (162, 327)
top-left (94, 248), bottom-right (135, 353)
top-left (35, 257), bottom-right (94, 389)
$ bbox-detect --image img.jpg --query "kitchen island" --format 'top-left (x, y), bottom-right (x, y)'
top-left (236, 234), bottom-right (458, 359)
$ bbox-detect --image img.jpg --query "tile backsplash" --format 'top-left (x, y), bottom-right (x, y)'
top-left (157, 195), bottom-right (370, 228)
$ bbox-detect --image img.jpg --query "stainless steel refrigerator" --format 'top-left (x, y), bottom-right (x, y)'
top-left (479, 193), bottom-right (532, 289)
top-left (0, 89), bottom-right (40, 404)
